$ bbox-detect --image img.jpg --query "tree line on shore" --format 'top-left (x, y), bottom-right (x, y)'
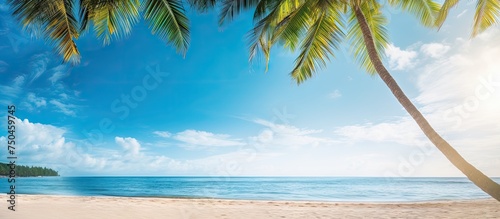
top-left (0, 162), bottom-right (59, 177)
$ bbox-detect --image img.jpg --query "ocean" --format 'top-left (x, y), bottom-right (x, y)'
top-left (10, 177), bottom-right (499, 202)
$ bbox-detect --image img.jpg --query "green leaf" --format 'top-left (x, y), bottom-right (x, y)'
top-left (273, 0), bottom-right (313, 52)
top-left (435, 0), bottom-right (459, 28)
top-left (219, 0), bottom-right (261, 26)
top-left (388, 0), bottom-right (441, 27)
top-left (290, 0), bottom-right (344, 84)
top-left (247, 0), bottom-right (301, 69)
top-left (187, 0), bottom-right (217, 13)
top-left (8, 0), bottom-right (81, 63)
top-left (80, 0), bottom-right (140, 45)
top-left (143, 0), bottom-right (190, 55)
top-left (472, 0), bottom-right (500, 37)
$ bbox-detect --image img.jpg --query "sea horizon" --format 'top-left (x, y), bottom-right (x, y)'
top-left (14, 176), bottom-right (500, 202)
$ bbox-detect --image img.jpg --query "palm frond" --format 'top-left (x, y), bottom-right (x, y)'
top-left (247, 0), bottom-right (298, 68)
top-left (8, 0), bottom-right (81, 63)
top-left (435, 0), bottom-right (459, 28)
top-left (187, 0), bottom-right (217, 13)
top-left (273, 0), bottom-right (313, 52)
top-left (253, 0), bottom-right (272, 21)
top-left (247, 18), bottom-right (273, 70)
top-left (290, 0), bottom-right (344, 84)
top-left (80, 0), bottom-right (140, 45)
top-left (219, 0), bottom-right (261, 25)
top-left (347, 1), bottom-right (389, 74)
top-left (472, 0), bottom-right (500, 37)
top-left (143, 0), bottom-right (190, 55)
top-left (388, 0), bottom-right (441, 27)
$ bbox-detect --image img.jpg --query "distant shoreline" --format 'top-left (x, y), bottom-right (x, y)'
top-left (0, 175), bottom-right (60, 178)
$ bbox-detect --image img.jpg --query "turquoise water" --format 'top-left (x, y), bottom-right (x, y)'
top-left (7, 177), bottom-right (498, 202)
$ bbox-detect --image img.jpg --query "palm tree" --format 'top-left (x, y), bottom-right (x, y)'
top-left (7, 0), bottom-right (500, 201)
top-left (436, 0), bottom-right (500, 37)
top-left (204, 0), bottom-right (500, 201)
top-left (7, 0), bottom-right (190, 64)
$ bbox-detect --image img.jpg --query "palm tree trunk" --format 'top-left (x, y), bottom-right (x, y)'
top-left (353, 5), bottom-right (500, 201)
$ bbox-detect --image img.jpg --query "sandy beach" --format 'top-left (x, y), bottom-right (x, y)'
top-left (1, 195), bottom-right (498, 219)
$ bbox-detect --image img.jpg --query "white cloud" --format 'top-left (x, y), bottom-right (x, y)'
top-left (0, 118), bottom-right (107, 174)
top-left (173, 130), bottom-right (245, 147)
top-left (22, 93), bottom-right (47, 112)
top-left (329, 89), bottom-right (342, 99)
top-left (29, 52), bottom-right (50, 84)
top-left (0, 60), bottom-right (7, 72)
top-left (153, 131), bottom-right (172, 138)
top-left (115, 137), bottom-right (141, 157)
top-left (420, 43), bottom-right (450, 58)
top-left (251, 119), bottom-right (334, 148)
top-left (415, 30), bottom-right (500, 110)
top-left (334, 117), bottom-right (425, 146)
top-left (48, 65), bottom-right (69, 84)
top-left (27, 93), bottom-right (47, 107)
top-left (0, 119), bottom-right (181, 176)
top-left (0, 75), bottom-right (25, 104)
top-left (254, 119), bottom-right (322, 136)
top-left (385, 43), bottom-right (418, 70)
top-left (50, 99), bottom-right (77, 116)
top-left (335, 28), bottom-right (500, 177)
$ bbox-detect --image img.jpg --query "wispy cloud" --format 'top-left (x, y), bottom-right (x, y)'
top-left (173, 130), bottom-right (245, 147)
top-left (0, 60), bottom-right (7, 72)
top-left (0, 75), bottom-right (25, 104)
top-left (22, 92), bottom-right (47, 112)
top-left (329, 89), bottom-right (342, 99)
top-left (334, 117), bottom-right (425, 146)
top-left (29, 52), bottom-right (50, 84)
top-left (27, 93), bottom-right (47, 107)
top-left (48, 64), bottom-right (70, 84)
top-left (50, 99), bottom-right (77, 116)
top-left (251, 119), bottom-right (334, 148)
top-left (153, 131), bottom-right (172, 138)
top-left (420, 43), bottom-right (450, 58)
top-left (385, 43), bottom-right (418, 70)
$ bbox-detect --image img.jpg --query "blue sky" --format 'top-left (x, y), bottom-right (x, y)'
top-left (0, 1), bottom-right (499, 176)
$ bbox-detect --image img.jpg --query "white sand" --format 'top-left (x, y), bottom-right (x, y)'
top-left (1, 195), bottom-right (499, 219)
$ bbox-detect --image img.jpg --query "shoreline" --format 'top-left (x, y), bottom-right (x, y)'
top-left (4, 193), bottom-right (494, 203)
top-left (2, 195), bottom-right (498, 219)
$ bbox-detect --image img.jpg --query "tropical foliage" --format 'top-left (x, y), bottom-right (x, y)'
top-left (437, 0), bottom-right (500, 37)
top-left (7, 0), bottom-right (190, 63)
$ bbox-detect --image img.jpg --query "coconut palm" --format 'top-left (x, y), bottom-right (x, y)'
top-left (436, 0), bottom-right (500, 37)
top-left (205, 0), bottom-right (500, 201)
top-left (7, 0), bottom-right (190, 64)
